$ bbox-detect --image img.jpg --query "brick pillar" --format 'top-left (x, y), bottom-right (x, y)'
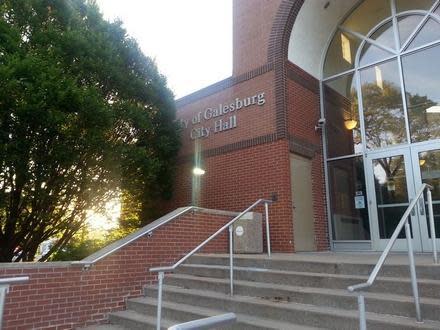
top-left (233, 0), bottom-right (282, 76)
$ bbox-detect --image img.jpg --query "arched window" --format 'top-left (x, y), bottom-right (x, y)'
top-left (324, 0), bottom-right (440, 154)
top-left (323, 0), bottom-right (440, 243)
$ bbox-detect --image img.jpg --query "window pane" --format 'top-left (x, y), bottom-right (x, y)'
top-left (370, 20), bottom-right (395, 49)
top-left (342, 0), bottom-right (391, 37)
top-left (372, 155), bottom-right (410, 239)
top-left (408, 19), bottom-right (440, 49)
top-left (402, 45), bottom-right (440, 142)
top-left (324, 73), bottom-right (362, 158)
top-left (419, 150), bottom-right (440, 200)
top-left (373, 156), bottom-right (408, 205)
top-left (396, 0), bottom-right (435, 13)
top-left (426, 204), bottom-right (440, 238)
top-left (419, 149), bottom-right (440, 238)
top-left (324, 30), bottom-right (360, 77)
top-left (328, 157), bottom-right (370, 240)
top-left (398, 15), bottom-right (424, 47)
top-left (360, 60), bottom-right (407, 149)
top-left (378, 206), bottom-right (412, 238)
top-left (359, 43), bottom-right (394, 67)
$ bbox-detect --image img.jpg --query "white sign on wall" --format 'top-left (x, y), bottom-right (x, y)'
top-left (177, 92), bottom-right (266, 140)
top-left (235, 226), bottom-right (244, 237)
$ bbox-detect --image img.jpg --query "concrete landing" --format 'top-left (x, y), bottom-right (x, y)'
top-left (198, 251), bottom-right (439, 265)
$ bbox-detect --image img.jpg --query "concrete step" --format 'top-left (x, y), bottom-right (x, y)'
top-left (108, 310), bottom-right (174, 330)
top-left (118, 297), bottom-right (323, 330)
top-left (175, 263), bottom-right (440, 298)
top-left (158, 274), bottom-right (440, 321)
top-left (133, 287), bottom-right (440, 330)
top-left (78, 325), bottom-right (126, 330)
top-left (187, 254), bottom-right (440, 280)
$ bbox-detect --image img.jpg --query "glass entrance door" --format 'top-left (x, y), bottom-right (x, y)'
top-left (366, 149), bottom-right (423, 251)
top-left (412, 143), bottom-right (440, 252)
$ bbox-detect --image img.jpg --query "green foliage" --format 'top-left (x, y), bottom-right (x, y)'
top-left (0, 0), bottom-right (180, 262)
top-left (50, 228), bottom-right (105, 261)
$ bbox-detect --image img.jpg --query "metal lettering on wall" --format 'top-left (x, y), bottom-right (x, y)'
top-left (178, 92), bottom-right (266, 140)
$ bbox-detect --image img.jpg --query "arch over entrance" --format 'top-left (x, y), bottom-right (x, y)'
top-left (322, 0), bottom-right (440, 251)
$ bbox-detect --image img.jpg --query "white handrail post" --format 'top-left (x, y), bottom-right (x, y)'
top-left (156, 271), bottom-right (164, 330)
top-left (405, 220), bottom-right (422, 322)
top-left (358, 293), bottom-right (367, 330)
top-left (0, 285), bottom-right (9, 330)
top-left (229, 225), bottom-right (234, 296)
top-left (264, 202), bottom-right (271, 257)
top-left (427, 189), bottom-right (438, 264)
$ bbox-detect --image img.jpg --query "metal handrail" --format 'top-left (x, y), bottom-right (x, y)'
top-left (0, 276), bottom-right (29, 329)
top-left (348, 183), bottom-right (436, 330)
top-left (150, 198), bottom-right (274, 330)
top-left (74, 206), bottom-right (237, 266)
top-left (167, 313), bottom-right (237, 330)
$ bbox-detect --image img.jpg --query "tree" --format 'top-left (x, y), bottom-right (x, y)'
top-left (0, 0), bottom-right (180, 262)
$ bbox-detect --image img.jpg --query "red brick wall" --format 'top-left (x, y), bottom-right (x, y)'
top-left (233, 0), bottom-right (282, 76)
top-left (169, 139), bottom-right (294, 253)
top-left (1, 210), bottom-right (233, 330)
top-left (168, 1), bottom-right (332, 253)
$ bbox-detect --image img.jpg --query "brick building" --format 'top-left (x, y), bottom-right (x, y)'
top-left (168, 0), bottom-right (440, 253)
top-left (2, 1), bottom-right (440, 328)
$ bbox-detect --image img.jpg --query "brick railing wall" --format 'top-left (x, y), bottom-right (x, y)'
top-left (0, 210), bottom-right (234, 330)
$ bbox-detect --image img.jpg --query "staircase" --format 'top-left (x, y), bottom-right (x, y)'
top-left (91, 253), bottom-right (440, 330)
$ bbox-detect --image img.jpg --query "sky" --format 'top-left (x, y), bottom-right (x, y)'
top-left (95, 0), bottom-right (233, 99)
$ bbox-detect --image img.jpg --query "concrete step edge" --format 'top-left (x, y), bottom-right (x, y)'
top-left (178, 263), bottom-right (440, 285)
top-left (133, 291), bottom-right (440, 328)
top-left (109, 310), bottom-right (174, 329)
top-left (190, 253), bottom-right (434, 267)
top-left (157, 274), bottom-right (440, 305)
top-left (121, 299), bottom-right (324, 330)
top-left (78, 325), bottom-right (126, 330)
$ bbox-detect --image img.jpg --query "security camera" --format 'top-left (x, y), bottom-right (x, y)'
top-left (315, 118), bottom-right (326, 131)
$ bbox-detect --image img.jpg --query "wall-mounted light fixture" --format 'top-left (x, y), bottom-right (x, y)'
top-left (344, 119), bottom-right (358, 130)
top-left (193, 167), bottom-right (206, 176)
top-left (315, 118), bottom-right (326, 131)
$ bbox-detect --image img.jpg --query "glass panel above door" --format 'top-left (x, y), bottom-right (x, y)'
top-left (324, 30), bottom-right (361, 77)
top-left (402, 45), bottom-right (440, 143)
top-left (408, 18), bottom-right (440, 49)
top-left (360, 59), bottom-right (407, 150)
top-left (359, 43), bottom-right (394, 67)
top-left (342, 0), bottom-right (391, 36)
top-left (369, 21), bottom-right (395, 50)
top-left (324, 73), bottom-right (363, 158)
top-left (396, 0), bottom-right (435, 13)
top-left (398, 15), bottom-right (424, 47)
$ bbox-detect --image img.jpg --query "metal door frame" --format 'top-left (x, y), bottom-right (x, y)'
top-left (365, 148), bottom-right (423, 251)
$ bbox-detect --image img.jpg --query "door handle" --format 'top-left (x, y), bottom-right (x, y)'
top-left (410, 199), bottom-right (416, 216)
top-left (419, 197), bottom-right (425, 216)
